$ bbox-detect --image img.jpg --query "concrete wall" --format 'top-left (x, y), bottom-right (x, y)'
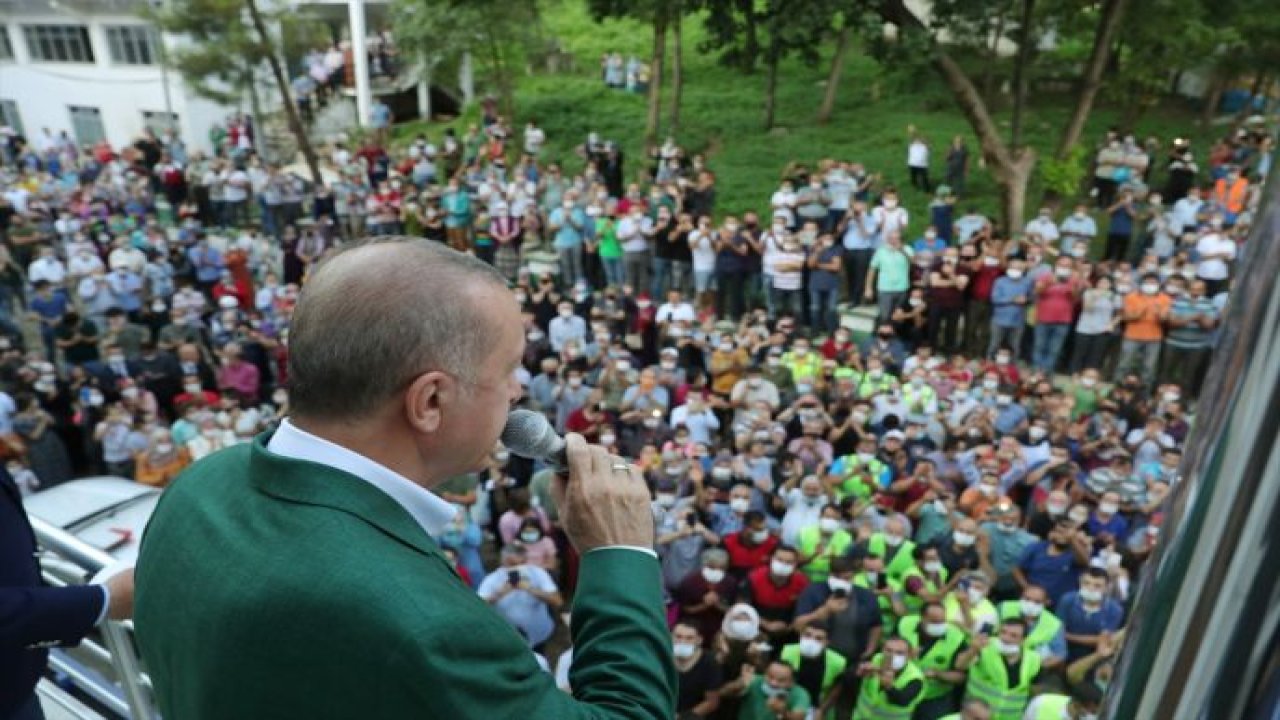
top-left (0, 12), bottom-right (231, 154)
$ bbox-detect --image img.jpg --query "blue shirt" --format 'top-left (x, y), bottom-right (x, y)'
top-left (912, 236), bottom-right (947, 254)
top-left (1017, 541), bottom-right (1083, 608)
top-left (549, 207), bottom-right (587, 249)
top-left (1058, 591), bottom-right (1125, 660)
top-left (989, 275), bottom-right (1036, 327)
top-left (1086, 511), bottom-right (1128, 540)
top-left (841, 214), bottom-right (879, 250)
top-left (993, 402), bottom-right (1029, 435)
top-left (1108, 206), bottom-right (1134, 236)
top-left (188, 245), bottom-right (224, 283)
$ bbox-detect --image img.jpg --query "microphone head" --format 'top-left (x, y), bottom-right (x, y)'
top-left (501, 409), bottom-right (564, 461)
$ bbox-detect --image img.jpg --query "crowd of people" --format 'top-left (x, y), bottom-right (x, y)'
top-left (0, 97), bottom-right (1273, 719)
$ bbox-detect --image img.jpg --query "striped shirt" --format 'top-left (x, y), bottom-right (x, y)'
top-left (1165, 295), bottom-right (1217, 349)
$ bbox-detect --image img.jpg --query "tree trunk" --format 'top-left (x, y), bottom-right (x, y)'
top-left (669, 4), bottom-right (684, 136)
top-left (875, 0), bottom-right (1034, 231)
top-left (1227, 73), bottom-right (1269, 135)
top-left (487, 31), bottom-right (516, 121)
top-left (1056, 0), bottom-right (1131, 158)
top-left (1009, 0), bottom-right (1035, 149)
top-left (817, 23), bottom-right (852, 125)
top-left (763, 36), bottom-right (780, 131)
top-left (981, 3), bottom-right (1011, 103)
top-left (740, 0), bottom-right (760, 73)
top-left (1198, 70), bottom-right (1228, 129)
top-left (645, 10), bottom-right (667, 144)
top-left (245, 0), bottom-right (321, 184)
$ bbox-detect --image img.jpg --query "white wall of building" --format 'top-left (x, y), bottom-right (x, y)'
top-left (0, 12), bottom-right (232, 154)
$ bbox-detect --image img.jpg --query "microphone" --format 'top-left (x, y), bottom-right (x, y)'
top-left (501, 409), bottom-right (569, 473)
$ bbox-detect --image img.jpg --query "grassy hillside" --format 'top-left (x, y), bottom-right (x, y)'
top-left (394, 0), bottom-right (1211, 228)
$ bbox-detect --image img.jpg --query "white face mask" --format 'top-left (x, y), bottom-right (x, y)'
top-left (770, 560), bottom-right (795, 578)
top-left (819, 517), bottom-right (841, 533)
top-left (730, 497), bottom-right (750, 513)
top-left (751, 529), bottom-right (771, 543)
top-left (702, 567), bottom-right (726, 584)
top-left (600, 434), bottom-right (616, 446)
top-left (1099, 502), bottom-right (1119, 515)
top-left (967, 587), bottom-right (986, 605)
top-left (1028, 427), bottom-right (1047, 441)
top-left (828, 577), bottom-right (852, 593)
top-left (728, 619), bottom-right (757, 639)
top-left (1079, 588), bottom-right (1104, 604)
top-left (1141, 283), bottom-right (1160, 295)
top-left (883, 533), bottom-right (904, 547)
top-left (798, 637), bottom-right (824, 658)
top-left (1020, 599), bottom-right (1044, 617)
top-left (673, 642), bottom-right (697, 659)
top-left (998, 640), bottom-right (1021, 656)
top-left (888, 654), bottom-right (907, 670)
top-left (923, 560), bottom-right (942, 574)
top-left (924, 622), bottom-right (948, 637)
top-left (953, 531), bottom-right (975, 546)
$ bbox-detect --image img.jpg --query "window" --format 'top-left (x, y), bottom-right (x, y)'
top-left (142, 110), bottom-right (178, 135)
top-left (0, 101), bottom-right (22, 136)
top-left (68, 106), bottom-right (105, 146)
top-left (23, 25), bottom-right (95, 63)
top-left (0, 27), bottom-right (14, 61)
top-left (106, 25), bottom-right (158, 66)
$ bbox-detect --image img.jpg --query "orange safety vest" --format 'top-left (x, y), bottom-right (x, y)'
top-left (1213, 177), bottom-right (1248, 213)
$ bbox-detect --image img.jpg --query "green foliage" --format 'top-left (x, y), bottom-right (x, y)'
top-left (1038, 144), bottom-right (1088, 197)
top-left (148, 0), bottom-right (323, 106)
top-left (394, 1), bottom-right (1214, 221)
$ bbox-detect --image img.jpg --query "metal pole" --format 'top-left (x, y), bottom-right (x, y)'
top-left (1106, 167), bottom-right (1280, 717)
top-left (347, 0), bottom-right (372, 128)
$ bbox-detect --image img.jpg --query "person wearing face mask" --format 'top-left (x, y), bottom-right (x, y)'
top-left (854, 635), bottom-right (926, 719)
top-left (1160, 278), bottom-right (1219, 393)
top-left (1113, 272), bottom-right (1170, 386)
top-left (547, 301), bottom-right (588, 354)
top-left (1031, 260), bottom-right (1085, 374)
top-left (1057, 569), bottom-right (1125, 661)
top-left (656, 498), bottom-right (718, 591)
top-left (899, 544), bottom-right (952, 617)
top-left (742, 547), bottom-right (810, 642)
top-left (1012, 520), bottom-right (1090, 610)
top-left (866, 515), bottom-right (918, 584)
top-left (1023, 682), bottom-right (1103, 720)
top-left (866, 230), bottom-right (914, 323)
top-left (943, 572), bottom-right (1000, 636)
top-left (724, 512), bottom-right (782, 579)
top-left (958, 620), bottom-right (1041, 720)
top-left (987, 258), bottom-right (1034, 361)
top-left (897, 601), bottom-right (968, 719)
top-left (779, 622), bottom-right (850, 717)
top-left (671, 622), bottom-right (723, 719)
top-left (1210, 167), bottom-right (1249, 226)
top-left (977, 506), bottom-right (1038, 602)
top-left (996, 584), bottom-right (1067, 674)
top-left (710, 483), bottom-right (757, 536)
top-left (827, 434), bottom-right (891, 503)
top-left (722, 661), bottom-right (811, 720)
top-left (794, 505), bottom-right (854, 582)
top-left (939, 516), bottom-right (982, 577)
top-left (674, 549), bottom-right (736, 646)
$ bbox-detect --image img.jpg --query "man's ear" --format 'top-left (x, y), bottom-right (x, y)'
top-left (404, 371), bottom-right (452, 435)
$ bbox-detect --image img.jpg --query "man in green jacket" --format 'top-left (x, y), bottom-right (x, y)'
top-left (134, 238), bottom-right (676, 719)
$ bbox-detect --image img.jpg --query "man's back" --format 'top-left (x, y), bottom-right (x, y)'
top-left (136, 440), bottom-right (674, 719)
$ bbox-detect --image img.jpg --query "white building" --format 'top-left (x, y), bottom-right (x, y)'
top-left (0, 0), bottom-right (237, 153)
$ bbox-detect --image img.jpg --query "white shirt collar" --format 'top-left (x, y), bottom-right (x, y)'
top-left (265, 418), bottom-right (458, 538)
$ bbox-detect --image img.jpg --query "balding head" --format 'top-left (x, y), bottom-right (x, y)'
top-left (288, 238), bottom-right (509, 421)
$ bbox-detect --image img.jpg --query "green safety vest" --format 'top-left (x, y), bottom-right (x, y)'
top-left (832, 456), bottom-right (887, 501)
top-left (857, 373), bottom-right (897, 398)
top-left (901, 383), bottom-right (936, 413)
top-left (853, 653), bottom-right (926, 720)
top-left (780, 643), bottom-right (848, 700)
top-left (854, 572), bottom-right (902, 634)
top-left (867, 533), bottom-right (917, 584)
top-left (997, 602), bottom-right (1064, 657)
top-left (899, 565), bottom-right (949, 615)
top-left (964, 644), bottom-right (1041, 720)
top-left (897, 615), bottom-right (967, 700)
top-left (782, 352), bottom-right (823, 383)
top-left (943, 593), bottom-right (998, 633)
top-left (795, 525), bottom-right (854, 582)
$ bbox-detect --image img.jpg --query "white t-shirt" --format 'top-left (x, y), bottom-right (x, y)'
top-left (656, 302), bottom-right (696, 324)
top-left (1024, 217), bottom-right (1060, 246)
top-left (1172, 197), bottom-right (1203, 233)
top-left (223, 170), bottom-right (250, 202)
top-left (28, 258), bottom-right (67, 285)
top-left (770, 190), bottom-right (797, 227)
top-left (907, 140), bottom-right (929, 168)
top-left (874, 205), bottom-right (910, 238)
top-left (689, 230), bottom-right (717, 272)
top-left (768, 250), bottom-right (806, 290)
top-left (1195, 233), bottom-right (1236, 280)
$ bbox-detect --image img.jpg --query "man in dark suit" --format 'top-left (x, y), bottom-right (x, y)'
top-left (1, 468), bottom-right (134, 720)
top-left (136, 238), bottom-right (676, 718)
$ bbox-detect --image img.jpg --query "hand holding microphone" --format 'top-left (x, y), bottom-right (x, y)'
top-left (502, 410), bottom-right (654, 553)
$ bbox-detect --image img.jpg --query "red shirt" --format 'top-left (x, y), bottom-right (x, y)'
top-left (744, 566), bottom-right (809, 620)
top-left (970, 264), bottom-right (1004, 302)
top-left (890, 478), bottom-right (930, 514)
top-left (565, 407), bottom-right (606, 440)
top-left (724, 532), bottom-right (779, 575)
top-left (1035, 276), bottom-right (1082, 324)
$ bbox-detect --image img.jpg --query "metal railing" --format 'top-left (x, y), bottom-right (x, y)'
top-left (29, 515), bottom-right (159, 720)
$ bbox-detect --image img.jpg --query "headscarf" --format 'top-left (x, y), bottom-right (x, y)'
top-left (720, 603), bottom-right (760, 641)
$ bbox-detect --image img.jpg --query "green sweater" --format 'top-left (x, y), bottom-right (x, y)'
top-left (135, 434), bottom-right (675, 719)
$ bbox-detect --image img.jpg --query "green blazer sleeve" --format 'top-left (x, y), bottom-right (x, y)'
top-left (387, 549), bottom-right (676, 720)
